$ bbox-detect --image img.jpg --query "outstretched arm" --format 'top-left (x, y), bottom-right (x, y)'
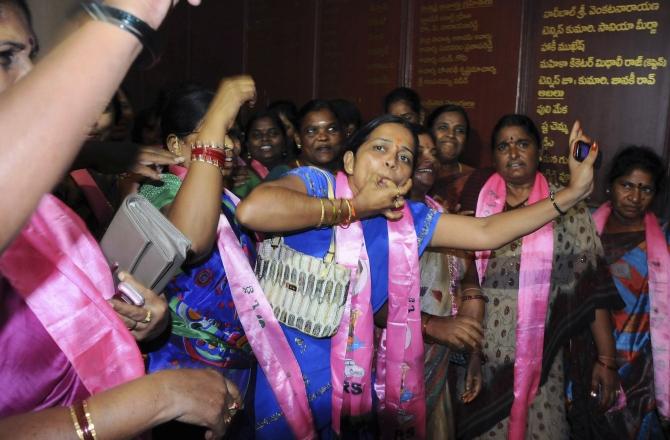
top-left (430, 121), bottom-right (598, 250)
top-left (0, 0), bottom-right (201, 252)
top-left (236, 171), bottom-right (412, 232)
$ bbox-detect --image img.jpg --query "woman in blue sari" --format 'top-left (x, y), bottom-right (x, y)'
top-left (139, 78), bottom-right (257, 435)
top-left (237, 115), bottom-right (599, 438)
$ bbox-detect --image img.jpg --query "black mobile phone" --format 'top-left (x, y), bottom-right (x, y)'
top-left (573, 140), bottom-right (603, 169)
top-left (573, 140), bottom-right (591, 162)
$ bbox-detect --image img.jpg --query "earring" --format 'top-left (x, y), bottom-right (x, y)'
top-left (605, 188), bottom-right (611, 194)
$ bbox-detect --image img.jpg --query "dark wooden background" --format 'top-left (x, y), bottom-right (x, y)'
top-left (123, 0), bottom-right (670, 212)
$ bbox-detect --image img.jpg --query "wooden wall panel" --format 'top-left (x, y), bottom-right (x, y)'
top-left (188, 1), bottom-right (246, 88)
top-left (123, 2), bottom-right (246, 112)
top-left (316, 0), bottom-right (405, 119)
top-left (410, 0), bottom-right (523, 167)
top-left (245, 0), bottom-right (317, 108)
top-left (518, 1), bottom-right (670, 203)
top-left (113, 0), bottom-right (670, 206)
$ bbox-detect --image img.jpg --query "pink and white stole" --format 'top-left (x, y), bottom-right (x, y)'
top-left (592, 202), bottom-right (670, 418)
top-left (250, 159), bottom-right (270, 179)
top-left (475, 172), bottom-right (554, 440)
top-left (0, 194), bottom-right (144, 394)
top-left (333, 172), bottom-right (426, 438)
top-left (70, 169), bottom-right (115, 227)
top-left (170, 165), bottom-right (316, 439)
top-left (424, 195), bottom-right (443, 212)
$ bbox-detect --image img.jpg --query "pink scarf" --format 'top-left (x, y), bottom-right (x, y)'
top-left (475, 172), bottom-right (554, 440)
top-left (70, 169), bottom-right (115, 227)
top-left (250, 159), bottom-right (270, 179)
top-left (0, 195), bottom-right (144, 394)
top-left (170, 165), bottom-right (316, 439)
top-left (333, 172), bottom-right (426, 438)
top-left (592, 202), bottom-right (670, 418)
top-left (424, 195), bottom-right (443, 212)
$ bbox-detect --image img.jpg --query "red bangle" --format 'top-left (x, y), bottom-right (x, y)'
top-left (190, 146), bottom-right (232, 170)
top-left (191, 146), bottom-right (227, 162)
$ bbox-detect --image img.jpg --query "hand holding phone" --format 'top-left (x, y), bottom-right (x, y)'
top-left (115, 281), bottom-right (145, 306)
top-left (573, 140), bottom-right (602, 168)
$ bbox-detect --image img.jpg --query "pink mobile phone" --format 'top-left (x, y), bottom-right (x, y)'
top-left (115, 281), bottom-right (145, 306)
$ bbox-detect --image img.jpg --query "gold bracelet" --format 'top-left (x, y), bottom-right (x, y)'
top-left (461, 287), bottom-right (483, 295)
top-left (340, 199), bottom-right (353, 228)
top-left (336, 199), bottom-right (345, 224)
top-left (316, 198), bottom-right (325, 228)
top-left (330, 198), bottom-right (338, 225)
top-left (69, 405), bottom-right (85, 440)
top-left (82, 400), bottom-right (98, 440)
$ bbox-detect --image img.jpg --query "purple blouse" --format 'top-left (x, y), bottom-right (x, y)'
top-left (0, 276), bottom-right (88, 417)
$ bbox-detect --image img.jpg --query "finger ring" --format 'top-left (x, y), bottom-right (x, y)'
top-left (141, 309), bottom-right (152, 324)
top-left (589, 390), bottom-right (598, 398)
top-left (129, 320), bottom-right (138, 331)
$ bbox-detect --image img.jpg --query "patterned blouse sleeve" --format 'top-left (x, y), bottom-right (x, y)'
top-left (139, 173), bottom-right (182, 210)
top-left (285, 166), bottom-right (333, 198)
top-left (408, 200), bottom-right (440, 256)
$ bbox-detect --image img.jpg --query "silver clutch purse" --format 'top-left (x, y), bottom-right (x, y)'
top-left (100, 194), bottom-right (191, 293)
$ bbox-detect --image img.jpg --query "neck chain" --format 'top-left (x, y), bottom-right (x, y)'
top-left (504, 198), bottom-right (529, 211)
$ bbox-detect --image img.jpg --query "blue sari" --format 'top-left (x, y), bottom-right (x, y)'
top-left (141, 176), bottom-right (256, 394)
top-left (254, 167), bottom-right (440, 439)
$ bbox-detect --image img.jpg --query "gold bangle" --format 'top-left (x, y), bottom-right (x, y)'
top-left (340, 199), bottom-right (353, 228)
top-left (70, 405), bottom-right (85, 440)
top-left (82, 400), bottom-right (98, 440)
top-left (461, 287), bottom-right (482, 295)
top-left (336, 199), bottom-right (344, 224)
top-left (316, 198), bottom-right (325, 228)
top-left (330, 198), bottom-right (338, 225)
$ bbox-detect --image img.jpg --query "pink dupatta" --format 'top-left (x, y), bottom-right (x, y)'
top-left (475, 172), bottom-right (554, 440)
top-left (69, 169), bottom-right (115, 227)
top-left (592, 202), bottom-right (670, 418)
top-left (249, 159), bottom-right (270, 179)
top-left (0, 195), bottom-right (144, 394)
top-left (333, 172), bottom-right (426, 438)
top-left (170, 165), bottom-right (316, 439)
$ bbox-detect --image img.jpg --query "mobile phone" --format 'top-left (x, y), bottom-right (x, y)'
top-left (573, 140), bottom-right (591, 162)
top-left (573, 140), bottom-right (603, 169)
top-left (114, 281), bottom-right (145, 306)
